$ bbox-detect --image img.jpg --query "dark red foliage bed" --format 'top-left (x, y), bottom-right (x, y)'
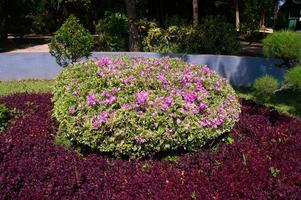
top-left (0, 93), bottom-right (301, 199)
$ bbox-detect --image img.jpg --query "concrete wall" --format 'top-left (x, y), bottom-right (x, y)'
top-left (0, 52), bottom-right (285, 87)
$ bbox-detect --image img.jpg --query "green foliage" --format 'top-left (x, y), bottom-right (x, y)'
top-left (269, 166), bottom-right (280, 177)
top-left (253, 75), bottom-right (279, 102)
top-left (142, 16), bottom-right (239, 55)
top-left (263, 30), bottom-right (301, 67)
top-left (49, 15), bottom-right (94, 67)
top-left (195, 16), bottom-right (239, 55)
top-left (285, 65), bottom-right (301, 90)
top-left (52, 57), bottom-right (240, 159)
top-left (142, 26), bottom-right (182, 53)
top-left (0, 104), bottom-right (10, 132)
top-left (95, 12), bottom-right (129, 51)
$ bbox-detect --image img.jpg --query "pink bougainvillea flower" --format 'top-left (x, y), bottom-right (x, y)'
top-left (69, 105), bottom-right (76, 115)
top-left (86, 92), bottom-right (97, 105)
top-left (135, 91), bottom-right (149, 105)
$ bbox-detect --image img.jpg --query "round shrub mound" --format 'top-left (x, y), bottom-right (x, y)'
top-left (53, 57), bottom-right (241, 159)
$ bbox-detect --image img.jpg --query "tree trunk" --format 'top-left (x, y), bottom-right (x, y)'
top-left (126, 0), bottom-right (140, 51)
top-left (259, 9), bottom-right (265, 29)
top-left (273, 0), bottom-right (279, 28)
top-left (0, 0), bottom-right (7, 42)
top-left (234, 0), bottom-right (240, 31)
top-left (192, 0), bottom-right (199, 27)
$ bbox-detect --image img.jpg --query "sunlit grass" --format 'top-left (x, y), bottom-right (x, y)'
top-left (0, 80), bottom-right (53, 96)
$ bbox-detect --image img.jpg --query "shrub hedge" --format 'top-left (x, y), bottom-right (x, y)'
top-left (285, 65), bottom-right (301, 90)
top-left (52, 57), bottom-right (241, 159)
top-left (263, 30), bottom-right (301, 68)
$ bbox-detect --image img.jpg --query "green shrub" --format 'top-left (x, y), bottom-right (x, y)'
top-left (53, 57), bottom-right (241, 159)
top-left (0, 104), bottom-right (10, 132)
top-left (142, 16), bottom-right (239, 55)
top-left (142, 26), bottom-right (182, 53)
top-left (253, 75), bottom-right (279, 101)
top-left (263, 30), bottom-right (301, 67)
top-left (285, 66), bottom-right (301, 90)
top-left (195, 16), bottom-right (239, 55)
top-left (95, 12), bottom-right (129, 51)
top-left (49, 15), bottom-right (94, 67)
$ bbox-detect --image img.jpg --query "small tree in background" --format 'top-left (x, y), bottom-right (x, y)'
top-left (49, 15), bottom-right (94, 67)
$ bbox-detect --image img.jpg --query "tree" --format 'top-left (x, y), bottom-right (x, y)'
top-left (192, 0), bottom-right (199, 26)
top-left (49, 15), bottom-right (94, 67)
top-left (234, 0), bottom-right (240, 31)
top-left (126, 0), bottom-right (140, 51)
top-left (0, 0), bottom-right (7, 42)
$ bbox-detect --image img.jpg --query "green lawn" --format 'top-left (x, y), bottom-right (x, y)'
top-left (0, 80), bottom-right (53, 96)
top-left (236, 87), bottom-right (301, 117)
top-left (0, 80), bottom-right (300, 117)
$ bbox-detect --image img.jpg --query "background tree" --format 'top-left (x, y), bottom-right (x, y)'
top-left (192, 0), bottom-right (199, 26)
top-left (0, 0), bottom-right (7, 42)
top-left (234, 0), bottom-right (240, 31)
top-left (126, 0), bottom-right (140, 51)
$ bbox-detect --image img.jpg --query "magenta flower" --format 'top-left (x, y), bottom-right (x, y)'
top-left (161, 96), bottom-right (173, 111)
top-left (69, 106), bottom-right (76, 115)
top-left (86, 92), bottom-right (97, 105)
top-left (98, 57), bottom-right (112, 67)
top-left (198, 102), bottom-right (208, 111)
top-left (158, 73), bottom-right (168, 86)
top-left (72, 90), bottom-right (78, 97)
top-left (105, 96), bottom-right (117, 105)
top-left (99, 112), bottom-right (107, 123)
top-left (135, 91), bottom-right (149, 105)
top-left (183, 91), bottom-right (197, 103)
top-left (91, 116), bottom-right (99, 127)
top-left (122, 76), bottom-right (134, 84)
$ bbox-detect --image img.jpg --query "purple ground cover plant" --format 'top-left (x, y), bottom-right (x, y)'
top-left (0, 93), bottom-right (300, 199)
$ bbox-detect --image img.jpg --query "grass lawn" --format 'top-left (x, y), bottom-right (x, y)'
top-left (236, 87), bottom-right (301, 117)
top-left (0, 80), bottom-right (53, 96)
top-left (0, 80), bottom-right (300, 117)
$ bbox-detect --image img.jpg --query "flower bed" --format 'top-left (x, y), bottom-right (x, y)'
top-left (53, 57), bottom-right (240, 159)
top-left (0, 93), bottom-right (301, 199)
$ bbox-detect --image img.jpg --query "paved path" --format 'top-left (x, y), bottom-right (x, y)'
top-left (0, 52), bottom-right (285, 87)
top-left (7, 44), bottom-right (49, 53)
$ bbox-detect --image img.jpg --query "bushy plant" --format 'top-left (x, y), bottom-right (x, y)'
top-left (0, 104), bottom-right (10, 132)
top-left (142, 16), bottom-right (239, 55)
top-left (253, 75), bottom-right (279, 101)
top-left (263, 30), bottom-right (301, 67)
top-left (285, 65), bottom-right (301, 90)
top-left (195, 16), bottom-right (239, 55)
top-left (49, 15), bottom-right (94, 67)
top-left (95, 12), bottom-right (129, 51)
top-left (53, 57), bottom-right (241, 159)
top-left (142, 26), bottom-right (182, 53)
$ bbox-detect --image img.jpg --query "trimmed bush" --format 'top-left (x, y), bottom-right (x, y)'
top-left (263, 30), bottom-right (301, 67)
top-left (253, 75), bottom-right (279, 101)
top-left (285, 65), bottom-right (301, 90)
top-left (53, 57), bottom-right (241, 159)
top-left (0, 104), bottom-right (10, 132)
top-left (49, 15), bottom-right (94, 67)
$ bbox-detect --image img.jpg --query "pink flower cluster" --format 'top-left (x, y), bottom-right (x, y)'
top-left (71, 57), bottom-right (240, 131)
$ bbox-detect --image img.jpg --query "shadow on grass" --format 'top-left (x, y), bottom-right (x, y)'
top-left (235, 87), bottom-right (301, 117)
